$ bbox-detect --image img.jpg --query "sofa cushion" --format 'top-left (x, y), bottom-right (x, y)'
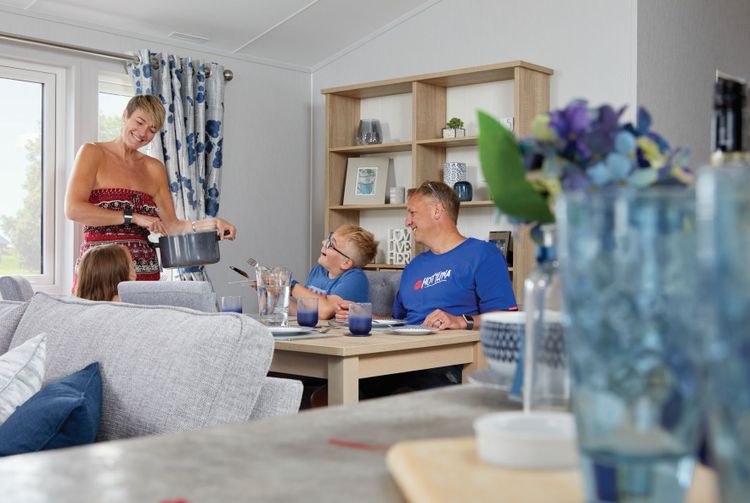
top-left (0, 300), bottom-right (29, 354)
top-left (9, 293), bottom-right (274, 440)
top-left (0, 333), bottom-right (46, 424)
top-left (0, 362), bottom-right (101, 456)
top-left (118, 281), bottom-right (217, 312)
top-left (364, 270), bottom-right (402, 317)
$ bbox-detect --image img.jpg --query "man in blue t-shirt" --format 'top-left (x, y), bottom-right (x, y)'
top-left (394, 181), bottom-right (516, 331)
top-left (290, 224), bottom-right (378, 319)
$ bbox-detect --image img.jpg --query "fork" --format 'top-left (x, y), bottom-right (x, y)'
top-left (247, 257), bottom-right (259, 268)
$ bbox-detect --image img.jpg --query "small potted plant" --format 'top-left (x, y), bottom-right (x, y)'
top-left (442, 117), bottom-right (466, 138)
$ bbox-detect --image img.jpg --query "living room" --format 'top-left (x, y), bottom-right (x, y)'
top-left (0, 0), bottom-right (748, 501)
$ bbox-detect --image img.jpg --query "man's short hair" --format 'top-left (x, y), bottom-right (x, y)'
top-left (407, 180), bottom-right (460, 223)
top-left (337, 224), bottom-right (379, 268)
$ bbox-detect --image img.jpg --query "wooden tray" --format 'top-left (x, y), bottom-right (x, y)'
top-left (386, 437), bottom-right (717, 503)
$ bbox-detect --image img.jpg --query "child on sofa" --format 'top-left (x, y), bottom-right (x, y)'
top-left (75, 244), bottom-right (136, 302)
top-left (290, 224), bottom-right (378, 319)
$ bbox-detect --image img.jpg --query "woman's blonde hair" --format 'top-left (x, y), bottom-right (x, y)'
top-left (125, 95), bottom-right (166, 131)
top-left (75, 244), bottom-right (134, 301)
top-left (337, 225), bottom-right (379, 268)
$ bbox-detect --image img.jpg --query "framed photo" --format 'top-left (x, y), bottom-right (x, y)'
top-left (488, 230), bottom-right (512, 260)
top-left (343, 157), bottom-right (390, 205)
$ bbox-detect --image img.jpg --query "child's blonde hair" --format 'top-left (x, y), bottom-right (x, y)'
top-left (337, 225), bottom-right (379, 268)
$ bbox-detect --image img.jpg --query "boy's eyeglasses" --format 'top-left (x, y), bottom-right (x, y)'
top-left (326, 232), bottom-right (352, 262)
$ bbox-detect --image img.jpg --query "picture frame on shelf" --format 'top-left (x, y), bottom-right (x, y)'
top-left (488, 231), bottom-right (512, 261)
top-left (343, 157), bottom-right (390, 205)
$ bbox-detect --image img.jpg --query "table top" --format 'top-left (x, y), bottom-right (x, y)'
top-left (273, 326), bottom-right (479, 357)
top-left (0, 385), bottom-right (515, 503)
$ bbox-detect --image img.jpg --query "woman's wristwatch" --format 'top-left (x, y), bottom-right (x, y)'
top-left (123, 207), bottom-right (133, 226)
top-left (462, 314), bottom-right (475, 330)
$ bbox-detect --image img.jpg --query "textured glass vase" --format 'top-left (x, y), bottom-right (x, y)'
top-left (556, 187), bottom-right (701, 503)
top-left (522, 224), bottom-right (567, 413)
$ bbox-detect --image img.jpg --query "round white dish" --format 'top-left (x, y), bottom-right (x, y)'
top-left (389, 327), bottom-right (436, 335)
top-left (473, 411), bottom-right (578, 469)
top-left (372, 319), bottom-right (406, 327)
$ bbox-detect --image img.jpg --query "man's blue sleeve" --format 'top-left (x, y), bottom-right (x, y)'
top-left (328, 270), bottom-right (370, 302)
top-left (476, 250), bottom-right (517, 311)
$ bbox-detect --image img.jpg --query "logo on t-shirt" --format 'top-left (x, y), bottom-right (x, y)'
top-left (413, 269), bottom-right (451, 290)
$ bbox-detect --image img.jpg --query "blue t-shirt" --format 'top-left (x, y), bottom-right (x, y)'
top-left (393, 238), bottom-right (516, 325)
top-left (305, 264), bottom-right (370, 302)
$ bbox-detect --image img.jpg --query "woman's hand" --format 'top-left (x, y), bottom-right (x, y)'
top-left (190, 217), bottom-right (237, 240)
top-left (132, 213), bottom-right (165, 233)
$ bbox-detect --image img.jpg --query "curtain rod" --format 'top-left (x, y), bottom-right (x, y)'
top-left (0, 31), bottom-right (234, 81)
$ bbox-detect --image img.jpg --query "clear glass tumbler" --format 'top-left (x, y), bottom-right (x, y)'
top-left (557, 187), bottom-right (701, 503)
top-left (356, 119), bottom-right (383, 145)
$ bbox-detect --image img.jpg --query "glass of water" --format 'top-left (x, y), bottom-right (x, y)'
top-left (255, 266), bottom-right (291, 326)
top-left (220, 295), bottom-right (243, 313)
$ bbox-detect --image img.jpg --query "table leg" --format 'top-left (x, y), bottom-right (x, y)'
top-left (328, 357), bottom-right (359, 405)
top-left (461, 341), bottom-right (486, 383)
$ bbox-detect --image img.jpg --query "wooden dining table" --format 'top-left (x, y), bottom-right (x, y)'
top-left (270, 325), bottom-right (486, 405)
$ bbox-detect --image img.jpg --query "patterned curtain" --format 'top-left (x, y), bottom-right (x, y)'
top-left (127, 49), bottom-right (225, 281)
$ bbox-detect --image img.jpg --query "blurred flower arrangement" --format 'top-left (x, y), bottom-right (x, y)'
top-left (478, 99), bottom-right (693, 224)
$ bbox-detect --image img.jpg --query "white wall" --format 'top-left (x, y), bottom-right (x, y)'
top-left (0, 11), bottom-right (311, 310)
top-left (637, 0), bottom-right (750, 166)
top-left (310, 0), bottom-right (637, 261)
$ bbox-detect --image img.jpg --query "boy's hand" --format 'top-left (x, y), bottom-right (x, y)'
top-left (334, 301), bottom-right (350, 323)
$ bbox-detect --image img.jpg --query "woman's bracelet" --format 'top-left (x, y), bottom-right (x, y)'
top-left (191, 221), bottom-right (197, 233)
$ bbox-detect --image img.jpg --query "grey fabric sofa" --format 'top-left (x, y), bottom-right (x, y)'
top-left (0, 293), bottom-right (302, 442)
top-left (0, 275), bottom-right (34, 301)
top-left (118, 280), bottom-right (218, 312)
top-left (364, 270), bottom-right (402, 317)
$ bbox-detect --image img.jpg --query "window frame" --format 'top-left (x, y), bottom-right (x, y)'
top-left (0, 59), bottom-right (65, 288)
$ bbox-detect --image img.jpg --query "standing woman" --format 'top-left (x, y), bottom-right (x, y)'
top-left (65, 95), bottom-right (236, 282)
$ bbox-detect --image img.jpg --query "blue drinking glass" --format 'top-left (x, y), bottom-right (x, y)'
top-left (297, 297), bottom-right (319, 328)
top-left (556, 187), bottom-right (702, 503)
top-left (220, 296), bottom-right (243, 313)
top-left (348, 302), bottom-right (372, 336)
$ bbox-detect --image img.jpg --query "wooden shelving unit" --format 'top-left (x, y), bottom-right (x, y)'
top-left (322, 60), bottom-right (552, 303)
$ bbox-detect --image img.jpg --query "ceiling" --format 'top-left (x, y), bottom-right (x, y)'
top-left (0, 0), bottom-right (439, 71)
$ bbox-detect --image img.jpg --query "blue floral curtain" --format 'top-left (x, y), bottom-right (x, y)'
top-left (127, 49), bottom-right (225, 281)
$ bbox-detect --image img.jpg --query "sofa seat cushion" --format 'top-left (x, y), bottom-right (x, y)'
top-left (0, 362), bottom-right (101, 456)
top-left (0, 333), bottom-right (46, 424)
top-left (9, 293), bottom-right (274, 441)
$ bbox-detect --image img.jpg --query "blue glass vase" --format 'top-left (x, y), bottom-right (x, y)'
top-left (556, 187), bottom-right (701, 503)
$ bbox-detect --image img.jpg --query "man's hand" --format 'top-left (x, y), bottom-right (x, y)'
top-left (423, 309), bottom-right (466, 330)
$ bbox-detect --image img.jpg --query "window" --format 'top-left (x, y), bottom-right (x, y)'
top-left (0, 62), bottom-right (60, 284)
top-left (98, 71), bottom-right (133, 141)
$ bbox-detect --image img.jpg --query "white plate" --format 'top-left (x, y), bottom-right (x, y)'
top-left (372, 319), bottom-right (406, 327)
top-left (269, 327), bottom-right (313, 336)
top-left (389, 326), bottom-right (436, 335)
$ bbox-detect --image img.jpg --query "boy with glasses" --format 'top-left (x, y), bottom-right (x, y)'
top-left (290, 224), bottom-right (378, 319)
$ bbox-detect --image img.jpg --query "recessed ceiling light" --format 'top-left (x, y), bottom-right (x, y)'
top-left (167, 32), bottom-right (210, 44)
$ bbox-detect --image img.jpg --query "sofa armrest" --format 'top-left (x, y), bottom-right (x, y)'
top-left (250, 377), bottom-right (303, 420)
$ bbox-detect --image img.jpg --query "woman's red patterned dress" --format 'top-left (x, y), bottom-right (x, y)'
top-left (77, 188), bottom-right (161, 281)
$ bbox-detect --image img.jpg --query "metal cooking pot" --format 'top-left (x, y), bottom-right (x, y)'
top-left (154, 230), bottom-right (222, 268)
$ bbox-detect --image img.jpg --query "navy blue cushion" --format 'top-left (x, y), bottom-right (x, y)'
top-left (0, 362), bottom-right (102, 456)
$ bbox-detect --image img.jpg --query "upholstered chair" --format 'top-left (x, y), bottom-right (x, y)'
top-left (0, 275), bottom-right (34, 302)
top-left (117, 281), bottom-right (217, 312)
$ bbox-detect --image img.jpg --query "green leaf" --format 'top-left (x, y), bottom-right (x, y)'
top-left (478, 111), bottom-right (555, 223)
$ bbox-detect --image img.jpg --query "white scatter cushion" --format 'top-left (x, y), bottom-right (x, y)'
top-left (0, 333), bottom-right (46, 425)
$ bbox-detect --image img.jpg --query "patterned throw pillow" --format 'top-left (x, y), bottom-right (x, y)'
top-left (0, 362), bottom-right (102, 456)
top-left (0, 333), bottom-right (46, 425)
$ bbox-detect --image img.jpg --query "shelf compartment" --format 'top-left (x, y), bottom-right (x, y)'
top-left (330, 141), bottom-right (412, 154)
top-left (330, 204), bottom-right (406, 211)
top-left (416, 136), bottom-right (478, 148)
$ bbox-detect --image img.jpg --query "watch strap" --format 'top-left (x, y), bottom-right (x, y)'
top-left (123, 206), bottom-right (133, 226)
top-left (462, 314), bottom-right (475, 330)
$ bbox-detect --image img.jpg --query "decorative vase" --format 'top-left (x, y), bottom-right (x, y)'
top-left (356, 119), bottom-right (383, 145)
top-left (556, 187), bottom-right (701, 502)
top-left (442, 162), bottom-right (467, 185)
top-left (453, 181), bottom-right (473, 202)
top-left (521, 224), bottom-right (567, 413)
